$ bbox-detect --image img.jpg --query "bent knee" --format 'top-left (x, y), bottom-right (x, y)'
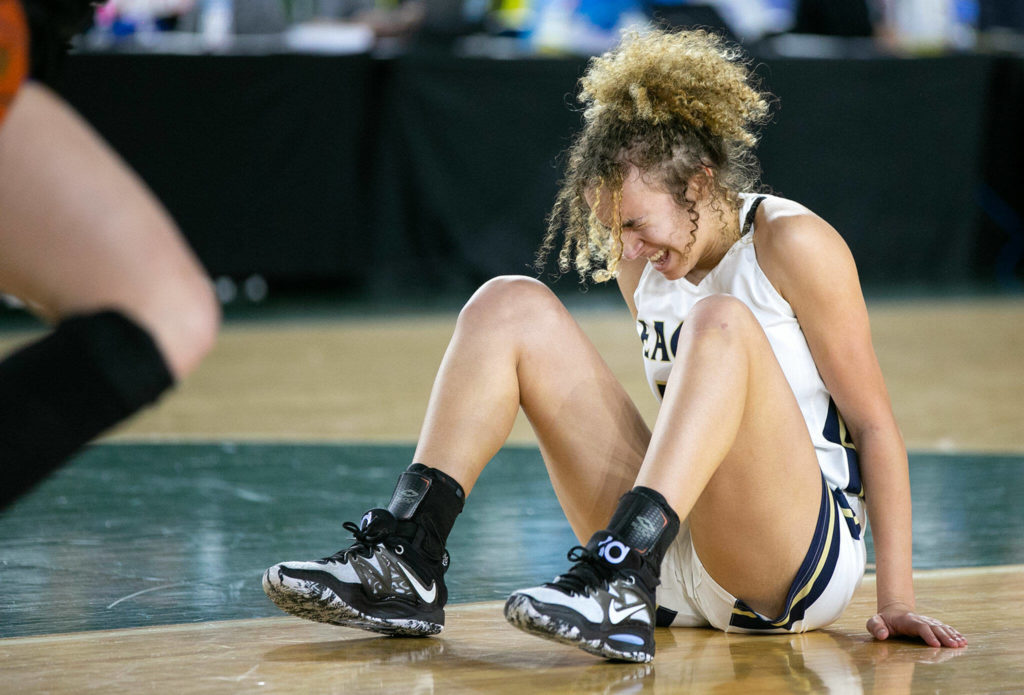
top-left (161, 274), bottom-right (220, 378)
top-left (684, 294), bottom-right (760, 336)
top-left (459, 275), bottom-right (563, 329)
top-left (129, 269), bottom-right (220, 380)
top-left (170, 275), bottom-right (220, 375)
top-left (469, 275), bottom-right (553, 305)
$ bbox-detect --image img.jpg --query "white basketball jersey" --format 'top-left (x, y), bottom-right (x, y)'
top-left (633, 193), bottom-right (863, 496)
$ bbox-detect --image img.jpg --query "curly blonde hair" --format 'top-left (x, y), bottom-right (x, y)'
top-left (538, 28), bottom-right (771, 282)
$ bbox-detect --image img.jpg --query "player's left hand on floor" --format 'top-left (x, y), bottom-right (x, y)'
top-left (867, 607), bottom-right (968, 648)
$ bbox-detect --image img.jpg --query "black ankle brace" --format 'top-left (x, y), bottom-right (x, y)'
top-left (386, 463), bottom-right (466, 558)
top-left (0, 310), bottom-right (173, 509)
top-left (606, 486), bottom-right (681, 568)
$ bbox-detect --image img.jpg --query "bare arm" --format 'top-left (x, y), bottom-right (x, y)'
top-left (754, 200), bottom-right (966, 648)
top-left (616, 257), bottom-right (647, 320)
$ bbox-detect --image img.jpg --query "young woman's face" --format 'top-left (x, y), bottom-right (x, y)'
top-left (612, 167), bottom-right (720, 282)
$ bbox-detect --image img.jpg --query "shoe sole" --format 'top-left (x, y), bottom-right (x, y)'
top-left (263, 569), bottom-right (442, 637)
top-left (503, 594), bottom-right (653, 663)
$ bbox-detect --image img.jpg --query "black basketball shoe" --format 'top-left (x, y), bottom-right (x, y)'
top-left (504, 530), bottom-right (661, 661)
top-left (263, 508), bottom-right (449, 635)
top-left (263, 464), bottom-right (464, 636)
top-left (504, 487), bottom-right (679, 662)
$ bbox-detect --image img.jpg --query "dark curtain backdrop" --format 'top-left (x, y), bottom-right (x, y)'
top-left (56, 52), bottom-right (1021, 294)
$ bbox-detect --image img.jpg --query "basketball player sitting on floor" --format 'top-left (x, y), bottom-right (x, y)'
top-left (263, 28), bottom-right (966, 663)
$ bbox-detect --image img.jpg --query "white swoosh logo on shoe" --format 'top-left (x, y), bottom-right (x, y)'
top-left (395, 559), bottom-right (437, 603)
top-left (608, 602), bottom-right (647, 625)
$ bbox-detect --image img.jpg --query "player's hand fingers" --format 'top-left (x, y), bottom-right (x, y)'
top-left (903, 613), bottom-right (967, 648)
top-left (934, 624), bottom-right (968, 648)
top-left (915, 622), bottom-right (942, 647)
top-left (866, 614), bottom-right (890, 641)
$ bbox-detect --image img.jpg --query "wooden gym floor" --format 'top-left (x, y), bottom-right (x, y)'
top-left (1, 293), bottom-right (1022, 693)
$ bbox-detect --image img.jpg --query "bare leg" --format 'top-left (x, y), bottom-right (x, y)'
top-left (263, 276), bottom-right (650, 634)
top-left (413, 275), bottom-right (650, 540)
top-left (635, 295), bottom-right (823, 617)
top-left (0, 83), bottom-right (220, 508)
top-left (415, 280), bottom-right (822, 618)
top-left (0, 83), bottom-right (219, 378)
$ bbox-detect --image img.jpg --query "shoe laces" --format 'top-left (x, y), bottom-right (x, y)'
top-left (332, 520), bottom-right (399, 561)
top-left (548, 545), bottom-right (617, 597)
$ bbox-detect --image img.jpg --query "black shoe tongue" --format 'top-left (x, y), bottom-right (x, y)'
top-left (359, 508), bottom-right (397, 538)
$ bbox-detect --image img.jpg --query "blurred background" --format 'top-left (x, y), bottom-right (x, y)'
top-left (3, 5), bottom-right (1024, 682)
top-left (6, 0), bottom-right (1018, 315)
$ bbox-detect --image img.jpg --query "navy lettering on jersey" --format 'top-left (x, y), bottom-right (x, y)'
top-left (639, 319), bottom-right (685, 363)
top-left (638, 320), bottom-right (650, 358)
top-left (670, 321), bottom-right (683, 356)
top-left (650, 321), bottom-right (671, 362)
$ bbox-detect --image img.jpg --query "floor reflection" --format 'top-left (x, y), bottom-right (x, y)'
top-left (248, 619), bottom-right (969, 694)
top-left (1, 443), bottom-right (1021, 639)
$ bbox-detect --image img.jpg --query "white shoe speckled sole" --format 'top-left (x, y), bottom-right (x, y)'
top-left (263, 566), bottom-right (442, 636)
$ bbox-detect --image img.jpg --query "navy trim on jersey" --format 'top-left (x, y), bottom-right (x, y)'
top-left (741, 196), bottom-right (766, 237)
top-left (830, 486), bottom-right (863, 540)
top-left (728, 476), bottom-right (840, 631)
top-left (822, 397), bottom-right (863, 497)
top-left (655, 605), bottom-right (678, 627)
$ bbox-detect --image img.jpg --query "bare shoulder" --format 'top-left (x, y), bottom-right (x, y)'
top-left (752, 195), bottom-right (857, 302)
top-left (615, 257), bottom-right (647, 320)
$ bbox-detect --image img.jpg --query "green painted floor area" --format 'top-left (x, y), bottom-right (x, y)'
top-left (1, 444), bottom-right (1022, 638)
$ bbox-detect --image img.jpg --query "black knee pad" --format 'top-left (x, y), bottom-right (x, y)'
top-left (0, 310), bottom-right (174, 509)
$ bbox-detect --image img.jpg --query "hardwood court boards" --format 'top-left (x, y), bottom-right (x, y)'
top-left (1, 297), bottom-right (1022, 692)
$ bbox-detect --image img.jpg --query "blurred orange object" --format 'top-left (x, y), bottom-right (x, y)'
top-left (0, 0), bottom-right (28, 125)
